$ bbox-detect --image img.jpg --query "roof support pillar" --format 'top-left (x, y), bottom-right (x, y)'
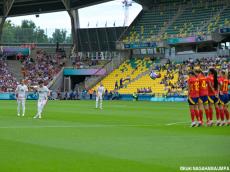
top-left (68, 9), bottom-right (80, 53)
top-left (61, 0), bottom-right (80, 53)
top-left (0, 17), bottom-right (5, 44)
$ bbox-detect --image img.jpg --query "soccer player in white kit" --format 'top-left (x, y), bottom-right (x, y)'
top-left (15, 79), bottom-right (28, 116)
top-left (34, 80), bottom-right (50, 119)
top-left (96, 83), bottom-right (105, 109)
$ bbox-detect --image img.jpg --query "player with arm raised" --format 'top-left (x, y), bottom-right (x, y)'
top-left (96, 83), bottom-right (105, 109)
top-left (34, 80), bottom-right (50, 119)
top-left (15, 79), bottom-right (28, 116)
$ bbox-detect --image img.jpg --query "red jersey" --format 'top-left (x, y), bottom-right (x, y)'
top-left (207, 74), bottom-right (218, 96)
top-left (197, 74), bottom-right (208, 96)
top-left (188, 76), bottom-right (199, 98)
top-left (218, 77), bottom-right (228, 94)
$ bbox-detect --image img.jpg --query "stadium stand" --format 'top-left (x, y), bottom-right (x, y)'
top-left (118, 61), bottom-right (179, 95)
top-left (121, 0), bottom-right (230, 42)
top-left (21, 50), bottom-right (64, 88)
top-left (77, 27), bottom-right (126, 52)
top-left (0, 58), bottom-right (18, 92)
top-left (92, 54), bottom-right (230, 96)
top-left (166, 0), bottom-right (228, 36)
top-left (92, 58), bottom-right (154, 92)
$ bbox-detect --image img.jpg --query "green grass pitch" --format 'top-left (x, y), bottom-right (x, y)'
top-left (0, 100), bottom-right (229, 172)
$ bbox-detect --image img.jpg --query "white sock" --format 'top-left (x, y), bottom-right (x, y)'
top-left (96, 100), bottom-right (98, 108)
top-left (17, 102), bottom-right (20, 115)
top-left (22, 101), bottom-right (25, 115)
top-left (100, 100), bottom-right (102, 109)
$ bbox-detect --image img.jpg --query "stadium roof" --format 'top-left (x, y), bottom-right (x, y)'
top-left (0, 0), bottom-right (112, 17)
top-left (0, 0), bottom-right (150, 18)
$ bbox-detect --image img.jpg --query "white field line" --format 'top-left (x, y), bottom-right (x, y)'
top-left (0, 122), bottom-right (190, 129)
top-left (165, 121), bottom-right (189, 126)
top-left (0, 124), bottom-right (155, 129)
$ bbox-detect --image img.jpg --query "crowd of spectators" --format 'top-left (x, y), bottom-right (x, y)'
top-left (52, 88), bottom-right (120, 101)
top-left (159, 56), bottom-right (230, 96)
top-left (137, 87), bottom-right (152, 94)
top-left (21, 50), bottom-right (64, 88)
top-left (114, 77), bottom-right (131, 90)
top-left (104, 90), bottom-right (120, 100)
top-left (0, 58), bottom-right (18, 92)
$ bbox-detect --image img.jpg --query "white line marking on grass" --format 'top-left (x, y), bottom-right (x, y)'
top-left (165, 122), bottom-right (189, 126)
top-left (0, 124), bottom-right (155, 129)
top-left (0, 122), bottom-right (192, 129)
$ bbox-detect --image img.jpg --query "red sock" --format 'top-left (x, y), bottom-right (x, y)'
top-left (205, 109), bottom-right (210, 122)
top-left (209, 107), bottom-right (213, 120)
top-left (199, 110), bottom-right (203, 122)
top-left (215, 107), bottom-right (220, 120)
top-left (224, 109), bottom-right (230, 120)
top-left (195, 110), bottom-right (200, 121)
top-left (190, 109), bottom-right (195, 122)
top-left (220, 109), bottom-right (225, 121)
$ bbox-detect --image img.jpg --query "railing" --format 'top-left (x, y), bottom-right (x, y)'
top-left (167, 51), bottom-right (218, 62)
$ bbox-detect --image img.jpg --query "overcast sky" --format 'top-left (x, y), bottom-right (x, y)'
top-left (7, 0), bottom-right (142, 36)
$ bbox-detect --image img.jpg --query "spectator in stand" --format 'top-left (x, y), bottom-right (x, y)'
top-left (88, 89), bottom-right (94, 100)
top-left (115, 81), bottom-right (118, 89)
top-left (104, 89), bottom-right (109, 100)
top-left (108, 91), bottom-right (113, 100)
top-left (16, 52), bottom-right (23, 62)
top-left (69, 90), bottom-right (75, 100)
top-left (132, 92), bottom-right (138, 101)
top-left (112, 91), bottom-right (120, 100)
top-left (120, 78), bottom-right (123, 88)
top-left (137, 87), bottom-right (152, 94)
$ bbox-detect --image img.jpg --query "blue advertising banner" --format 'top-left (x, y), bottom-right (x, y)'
top-left (0, 93), bottom-right (38, 100)
top-left (167, 35), bottom-right (206, 44)
top-left (124, 42), bottom-right (157, 49)
top-left (63, 69), bottom-right (106, 76)
top-left (219, 27), bottom-right (230, 34)
top-left (3, 47), bottom-right (30, 56)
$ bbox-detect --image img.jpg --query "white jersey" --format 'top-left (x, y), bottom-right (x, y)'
top-left (97, 86), bottom-right (105, 96)
top-left (15, 84), bottom-right (28, 99)
top-left (38, 86), bottom-right (50, 100)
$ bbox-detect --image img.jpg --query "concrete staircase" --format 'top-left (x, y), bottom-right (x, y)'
top-left (7, 60), bottom-right (23, 81)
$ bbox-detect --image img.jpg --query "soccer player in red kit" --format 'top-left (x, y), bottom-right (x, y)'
top-left (195, 69), bottom-right (210, 125)
top-left (207, 68), bottom-right (220, 126)
top-left (218, 70), bottom-right (230, 126)
top-left (187, 71), bottom-right (201, 127)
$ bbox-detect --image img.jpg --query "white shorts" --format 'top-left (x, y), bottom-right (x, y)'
top-left (17, 99), bottom-right (25, 104)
